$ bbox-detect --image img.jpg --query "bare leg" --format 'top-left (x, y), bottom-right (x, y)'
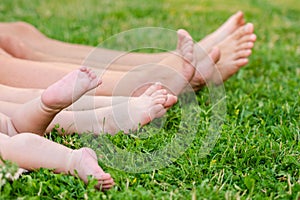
top-left (0, 12), bottom-right (254, 95)
top-left (0, 12), bottom-right (244, 67)
top-left (213, 23), bottom-right (256, 84)
top-left (0, 85), bottom-right (140, 111)
top-left (0, 29), bottom-right (195, 96)
top-left (43, 83), bottom-right (177, 134)
top-left (0, 132), bottom-right (114, 190)
top-left (0, 84), bottom-right (43, 103)
top-left (10, 67), bottom-right (101, 135)
top-left (198, 11), bottom-right (245, 52)
top-left (0, 85), bottom-right (177, 134)
top-left (0, 55), bottom-right (139, 96)
top-left (0, 22), bottom-right (167, 66)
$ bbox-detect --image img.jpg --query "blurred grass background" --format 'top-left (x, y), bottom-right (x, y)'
top-left (0, 0), bottom-right (299, 199)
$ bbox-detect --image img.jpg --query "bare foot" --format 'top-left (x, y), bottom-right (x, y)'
top-left (69, 148), bottom-right (114, 191)
top-left (189, 46), bottom-right (221, 91)
top-left (212, 23), bottom-right (257, 84)
top-left (41, 66), bottom-right (101, 111)
top-left (199, 11), bottom-right (245, 52)
top-left (189, 13), bottom-right (256, 89)
top-left (131, 29), bottom-right (194, 96)
top-left (152, 29), bottom-right (194, 95)
top-left (107, 83), bottom-right (177, 133)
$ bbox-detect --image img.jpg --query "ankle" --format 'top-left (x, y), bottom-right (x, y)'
top-left (66, 149), bottom-right (81, 176)
top-left (39, 97), bottom-right (61, 114)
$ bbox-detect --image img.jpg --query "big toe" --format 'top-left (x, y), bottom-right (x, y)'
top-left (143, 83), bottom-right (162, 96)
top-left (233, 23), bottom-right (254, 40)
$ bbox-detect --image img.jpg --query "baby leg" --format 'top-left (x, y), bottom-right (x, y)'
top-left (0, 132), bottom-right (114, 190)
top-left (10, 67), bottom-right (101, 135)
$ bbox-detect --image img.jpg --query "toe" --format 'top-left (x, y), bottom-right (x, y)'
top-left (164, 94), bottom-right (177, 108)
top-left (237, 41), bottom-right (254, 51)
top-left (143, 83), bottom-right (162, 96)
top-left (234, 58), bottom-right (249, 68)
top-left (151, 89), bottom-right (167, 97)
top-left (177, 29), bottom-right (192, 49)
top-left (234, 49), bottom-right (252, 59)
top-left (233, 23), bottom-right (254, 40)
top-left (149, 104), bottom-right (165, 119)
top-left (238, 34), bottom-right (257, 45)
top-left (154, 97), bottom-right (167, 105)
top-left (80, 66), bottom-right (88, 72)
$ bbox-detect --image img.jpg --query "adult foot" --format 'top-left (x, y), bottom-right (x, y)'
top-left (199, 11), bottom-right (245, 52)
top-left (189, 14), bottom-right (256, 89)
top-left (41, 66), bottom-right (101, 111)
top-left (131, 29), bottom-right (194, 96)
top-left (154, 29), bottom-right (195, 95)
top-left (70, 148), bottom-right (114, 191)
top-left (212, 23), bottom-right (256, 84)
top-left (189, 46), bottom-right (221, 91)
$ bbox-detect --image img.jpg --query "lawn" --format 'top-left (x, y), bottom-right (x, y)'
top-left (0, 0), bottom-right (300, 199)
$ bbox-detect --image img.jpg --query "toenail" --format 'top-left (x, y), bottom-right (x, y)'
top-left (244, 23), bottom-right (252, 32)
top-left (250, 34), bottom-right (257, 40)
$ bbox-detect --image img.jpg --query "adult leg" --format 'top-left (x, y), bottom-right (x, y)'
top-left (0, 11), bottom-right (245, 68)
top-left (0, 22), bottom-right (169, 66)
top-left (2, 11), bottom-right (253, 90)
top-left (0, 30), bottom-right (198, 96)
top-left (0, 54), bottom-right (134, 96)
top-left (0, 132), bottom-right (114, 190)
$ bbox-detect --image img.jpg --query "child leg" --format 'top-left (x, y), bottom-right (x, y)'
top-left (0, 132), bottom-right (114, 190)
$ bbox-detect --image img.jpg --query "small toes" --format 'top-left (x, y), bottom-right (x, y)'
top-left (233, 23), bottom-right (254, 40)
top-left (143, 83), bottom-right (162, 96)
top-left (154, 97), bottom-right (167, 105)
top-left (234, 58), bottom-right (249, 67)
top-left (164, 94), bottom-right (178, 108)
top-left (237, 41), bottom-right (254, 51)
top-left (238, 34), bottom-right (257, 45)
top-left (244, 23), bottom-right (254, 34)
top-left (149, 104), bottom-right (165, 119)
top-left (80, 66), bottom-right (88, 72)
top-left (235, 49), bottom-right (252, 59)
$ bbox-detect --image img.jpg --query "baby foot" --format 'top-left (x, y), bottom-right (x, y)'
top-left (212, 23), bottom-right (257, 84)
top-left (41, 66), bottom-right (101, 112)
top-left (110, 83), bottom-right (177, 133)
top-left (70, 148), bottom-right (114, 191)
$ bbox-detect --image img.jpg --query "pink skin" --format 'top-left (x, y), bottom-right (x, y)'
top-left (70, 148), bottom-right (114, 191)
top-left (110, 83), bottom-right (177, 133)
top-left (41, 66), bottom-right (102, 110)
top-left (199, 11), bottom-right (246, 52)
top-left (0, 11), bottom-right (254, 96)
top-left (190, 15), bottom-right (256, 88)
top-left (212, 23), bottom-right (257, 84)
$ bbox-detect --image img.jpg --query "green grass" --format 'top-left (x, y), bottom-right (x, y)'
top-left (0, 0), bottom-right (300, 199)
